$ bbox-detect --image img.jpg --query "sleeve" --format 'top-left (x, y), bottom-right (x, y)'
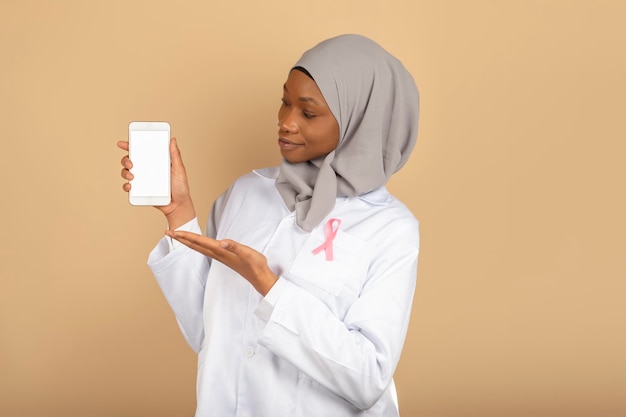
top-left (146, 184), bottom-right (235, 353)
top-left (147, 217), bottom-right (209, 353)
top-left (255, 217), bottom-right (419, 410)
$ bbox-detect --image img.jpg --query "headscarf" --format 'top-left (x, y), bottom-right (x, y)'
top-left (275, 34), bottom-right (419, 231)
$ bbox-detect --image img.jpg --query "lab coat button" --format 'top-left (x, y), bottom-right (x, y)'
top-left (245, 347), bottom-right (255, 358)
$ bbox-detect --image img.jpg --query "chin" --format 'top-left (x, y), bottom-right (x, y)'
top-left (281, 153), bottom-right (304, 164)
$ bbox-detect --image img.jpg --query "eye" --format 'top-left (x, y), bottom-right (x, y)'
top-left (303, 111), bottom-right (315, 119)
top-left (281, 98), bottom-right (291, 107)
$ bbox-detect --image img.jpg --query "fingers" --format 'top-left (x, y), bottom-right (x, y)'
top-left (120, 155), bottom-right (132, 169)
top-left (121, 166), bottom-right (133, 179)
top-left (165, 231), bottom-right (242, 267)
top-left (167, 232), bottom-right (276, 295)
top-left (218, 239), bottom-right (250, 259)
top-left (120, 155), bottom-right (133, 191)
top-left (218, 239), bottom-right (265, 269)
top-left (217, 239), bottom-right (276, 296)
top-left (219, 239), bottom-right (236, 251)
top-left (170, 137), bottom-right (186, 172)
top-left (120, 148), bottom-right (133, 178)
top-left (119, 144), bottom-right (133, 192)
top-left (170, 137), bottom-right (180, 157)
top-left (117, 140), bottom-right (129, 151)
top-left (165, 231), bottom-right (223, 257)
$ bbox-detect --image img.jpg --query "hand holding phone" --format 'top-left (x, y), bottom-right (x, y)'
top-left (128, 121), bottom-right (171, 206)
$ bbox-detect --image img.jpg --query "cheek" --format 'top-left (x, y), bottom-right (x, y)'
top-left (327, 123), bottom-right (340, 149)
top-left (318, 130), bottom-right (339, 153)
top-left (332, 126), bottom-right (340, 146)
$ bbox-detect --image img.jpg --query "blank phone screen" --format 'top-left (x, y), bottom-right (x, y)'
top-left (130, 130), bottom-right (169, 197)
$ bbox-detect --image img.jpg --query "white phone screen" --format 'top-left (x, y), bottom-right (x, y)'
top-left (130, 130), bottom-right (170, 198)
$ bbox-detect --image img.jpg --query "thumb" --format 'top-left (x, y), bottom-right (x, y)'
top-left (170, 137), bottom-right (185, 169)
top-left (219, 239), bottom-right (238, 253)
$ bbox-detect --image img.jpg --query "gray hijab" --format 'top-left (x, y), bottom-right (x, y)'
top-left (275, 34), bottom-right (419, 231)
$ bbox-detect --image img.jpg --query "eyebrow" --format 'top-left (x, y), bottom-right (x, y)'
top-left (283, 84), bottom-right (322, 106)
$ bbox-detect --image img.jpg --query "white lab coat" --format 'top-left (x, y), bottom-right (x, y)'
top-left (148, 167), bottom-right (419, 417)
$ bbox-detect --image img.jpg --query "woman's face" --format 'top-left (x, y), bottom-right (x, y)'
top-left (277, 69), bottom-right (340, 163)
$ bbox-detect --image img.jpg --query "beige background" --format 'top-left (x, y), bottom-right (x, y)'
top-left (1, 0), bottom-right (625, 416)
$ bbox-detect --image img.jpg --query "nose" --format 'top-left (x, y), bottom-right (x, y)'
top-left (278, 107), bottom-right (298, 134)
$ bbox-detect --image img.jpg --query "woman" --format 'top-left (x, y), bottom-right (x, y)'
top-left (118, 34), bottom-right (420, 417)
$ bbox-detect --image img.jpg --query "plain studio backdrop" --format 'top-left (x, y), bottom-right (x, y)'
top-left (1, 1), bottom-right (624, 416)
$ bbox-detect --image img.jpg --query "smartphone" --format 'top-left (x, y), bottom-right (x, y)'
top-left (128, 121), bottom-right (171, 206)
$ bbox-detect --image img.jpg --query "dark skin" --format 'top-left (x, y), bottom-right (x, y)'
top-left (278, 69), bottom-right (339, 163)
top-left (118, 138), bottom-right (277, 295)
top-left (118, 69), bottom-right (339, 296)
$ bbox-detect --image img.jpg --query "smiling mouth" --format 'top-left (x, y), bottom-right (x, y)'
top-left (278, 137), bottom-right (302, 150)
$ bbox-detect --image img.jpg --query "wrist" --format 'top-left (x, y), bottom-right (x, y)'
top-left (256, 271), bottom-right (278, 297)
top-left (166, 199), bottom-right (196, 230)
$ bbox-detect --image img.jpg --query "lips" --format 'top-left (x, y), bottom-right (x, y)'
top-left (278, 137), bottom-right (302, 150)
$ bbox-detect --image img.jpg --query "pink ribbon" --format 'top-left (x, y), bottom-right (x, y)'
top-left (312, 218), bottom-right (342, 261)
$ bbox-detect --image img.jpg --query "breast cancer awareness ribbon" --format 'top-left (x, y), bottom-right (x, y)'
top-left (312, 218), bottom-right (342, 261)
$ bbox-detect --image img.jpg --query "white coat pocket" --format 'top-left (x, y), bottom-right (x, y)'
top-left (288, 226), bottom-right (368, 317)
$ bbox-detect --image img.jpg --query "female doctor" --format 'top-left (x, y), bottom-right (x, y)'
top-left (118, 34), bottom-right (420, 417)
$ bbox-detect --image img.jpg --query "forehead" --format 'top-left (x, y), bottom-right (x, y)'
top-left (284, 69), bottom-right (325, 98)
